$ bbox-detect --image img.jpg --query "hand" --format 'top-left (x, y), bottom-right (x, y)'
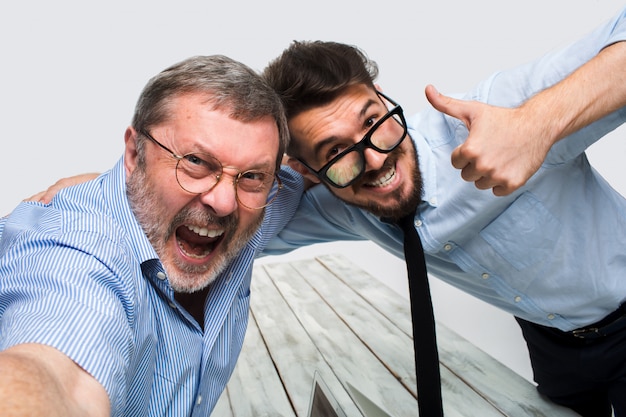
top-left (425, 85), bottom-right (551, 196)
top-left (25, 173), bottom-right (100, 204)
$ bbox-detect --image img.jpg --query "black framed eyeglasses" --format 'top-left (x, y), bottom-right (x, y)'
top-left (297, 91), bottom-right (408, 188)
top-left (139, 129), bottom-right (282, 210)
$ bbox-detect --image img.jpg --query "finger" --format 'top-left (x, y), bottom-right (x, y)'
top-left (425, 84), bottom-right (469, 123)
top-left (460, 165), bottom-right (483, 182)
top-left (27, 186), bottom-right (59, 204)
top-left (461, 162), bottom-right (490, 182)
top-left (425, 85), bottom-right (451, 112)
top-left (492, 184), bottom-right (513, 197)
top-left (451, 145), bottom-right (470, 170)
top-left (41, 185), bottom-right (65, 204)
top-left (24, 191), bottom-right (46, 203)
top-left (474, 176), bottom-right (499, 191)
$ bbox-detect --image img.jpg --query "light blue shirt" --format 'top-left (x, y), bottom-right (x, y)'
top-left (266, 7), bottom-right (626, 332)
top-left (0, 158), bottom-right (304, 416)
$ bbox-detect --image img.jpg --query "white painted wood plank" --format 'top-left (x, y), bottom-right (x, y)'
top-left (222, 310), bottom-right (296, 417)
top-left (263, 260), bottom-right (417, 417)
top-left (248, 263), bottom-right (363, 416)
top-left (315, 253), bottom-right (579, 417)
top-left (278, 258), bottom-right (504, 417)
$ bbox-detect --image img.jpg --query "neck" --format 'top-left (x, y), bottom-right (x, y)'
top-left (175, 286), bottom-right (210, 330)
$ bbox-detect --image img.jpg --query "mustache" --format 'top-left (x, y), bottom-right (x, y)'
top-left (358, 146), bottom-right (404, 186)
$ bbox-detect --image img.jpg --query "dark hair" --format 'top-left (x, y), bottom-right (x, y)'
top-left (132, 55), bottom-right (289, 170)
top-left (263, 40), bottom-right (379, 120)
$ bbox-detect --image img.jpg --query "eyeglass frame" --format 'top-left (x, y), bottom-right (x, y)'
top-left (138, 129), bottom-right (282, 210)
top-left (296, 91), bottom-right (408, 188)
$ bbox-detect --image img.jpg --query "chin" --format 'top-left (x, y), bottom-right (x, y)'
top-left (167, 265), bottom-right (221, 294)
top-left (161, 249), bottom-right (227, 293)
top-left (346, 181), bottom-right (420, 220)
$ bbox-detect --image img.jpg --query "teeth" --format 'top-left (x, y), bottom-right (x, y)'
top-left (177, 240), bottom-right (212, 259)
top-left (186, 225), bottom-right (224, 238)
top-left (368, 165), bottom-right (396, 187)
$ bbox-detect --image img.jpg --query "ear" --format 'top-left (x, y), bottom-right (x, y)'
top-left (285, 156), bottom-right (321, 185)
top-left (124, 127), bottom-right (139, 176)
top-left (374, 83), bottom-right (383, 94)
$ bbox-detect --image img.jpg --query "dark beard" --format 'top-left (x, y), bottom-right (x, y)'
top-left (331, 142), bottom-right (423, 221)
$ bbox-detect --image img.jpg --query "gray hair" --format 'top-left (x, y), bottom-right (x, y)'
top-left (132, 55), bottom-right (288, 170)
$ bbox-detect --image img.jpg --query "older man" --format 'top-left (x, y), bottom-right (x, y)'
top-left (0, 55), bottom-right (303, 416)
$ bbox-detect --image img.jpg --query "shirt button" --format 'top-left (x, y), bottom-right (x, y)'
top-left (156, 272), bottom-right (167, 281)
top-left (414, 219), bottom-right (423, 227)
top-left (196, 395), bottom-right (202, 405)
top-left (481, 273), bottom-right (489, 280)
top-left (429, 197), bottom-right (438, 205)
top-left (168, 301), bottom-right (177, 309)
top-left (547, 314), bottom-right (555, 320)
top-left (514, 296), bottom-right (522, 303)
top-left (443, 243), bottom-right (453, 252)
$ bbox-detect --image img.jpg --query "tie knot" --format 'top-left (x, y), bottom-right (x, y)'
top-left (396, 210), bottom-right (417, 233)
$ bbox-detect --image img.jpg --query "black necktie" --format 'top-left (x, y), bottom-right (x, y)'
top-left (397, 211), bottom-right (444, 416)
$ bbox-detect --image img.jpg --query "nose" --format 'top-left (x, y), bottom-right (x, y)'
top-left (197, 175), bottom-right (239, 216)
top-left (363, 147), bottom-right (387, 172)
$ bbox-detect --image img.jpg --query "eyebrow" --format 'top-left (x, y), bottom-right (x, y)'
top-left (311, 98), bottom-right (378, 157)
top-left (190, 140), bottom-right (276, 173)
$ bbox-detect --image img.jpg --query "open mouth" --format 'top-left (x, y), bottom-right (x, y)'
top-left (365, 164), bottom-right (396, 188)
top-left (175, 224), bottom-right (225, 261)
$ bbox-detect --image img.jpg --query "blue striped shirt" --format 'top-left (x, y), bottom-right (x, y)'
top-left (0, 157), bottom-right (304, 416)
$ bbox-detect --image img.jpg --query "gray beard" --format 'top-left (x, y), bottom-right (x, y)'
top-left (126, 165), bottom-right (264, 293)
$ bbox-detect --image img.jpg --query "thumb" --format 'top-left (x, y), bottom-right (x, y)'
top-left (425, 84), bottom-right (470, 124)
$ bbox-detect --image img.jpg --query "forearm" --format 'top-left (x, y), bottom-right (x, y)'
top-left (0, 350), bottom-right (70, 416)
top-left (0, 344), bottom-right (110, 417)
top-left (521, 41), bottom-right (626, 147)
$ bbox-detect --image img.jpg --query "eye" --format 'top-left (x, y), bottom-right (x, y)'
top-left (241, 171), bottom-right (267, 182)
top-left (327, 146), bottom-right (341, 159)
top-left (184, 154), bottom-right (204, 166)
top-left (364, 116), bottom-right (376, 129)
top-left (237, 171), bottom-right (272, 192)
top-left (363, 103), bottom-right (388, 131)
top-left (324, 144), bottom-right (349, 162)
top-left (179, 153), bottom-right (221, 179)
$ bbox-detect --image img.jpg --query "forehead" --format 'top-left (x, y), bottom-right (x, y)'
top-left (164, 93), bottom-right (280, 168)
top-left (288, 84), bottom-right (379, 151)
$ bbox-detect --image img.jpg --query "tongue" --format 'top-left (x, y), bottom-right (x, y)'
top-left (176, 226), bottom-right (218, 257)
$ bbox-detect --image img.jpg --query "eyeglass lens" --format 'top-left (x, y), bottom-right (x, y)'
top-left (175, 154), bottom-right (278, 209)
top-left (141, 129), bottom-right (280, 209)
top-left (325, 111), bottom-right (406, 187)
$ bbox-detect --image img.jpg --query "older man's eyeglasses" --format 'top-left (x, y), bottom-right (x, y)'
top-left (140, 129), bottom-right (282, 210)
top-left (297, 91), bottom-right (408, 188)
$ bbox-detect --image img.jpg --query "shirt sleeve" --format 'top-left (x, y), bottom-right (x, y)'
top-left (0, 205), bottom-right (136, 413)
top-left (468, 7), bottom-right (626, 163)
top-left (262, 184), bottom-right (368, 256)
top-left (252, 165), bottom-right (305, 249)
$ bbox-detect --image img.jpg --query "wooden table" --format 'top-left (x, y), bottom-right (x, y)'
top-left (213, 254), bottom-right (579, 416)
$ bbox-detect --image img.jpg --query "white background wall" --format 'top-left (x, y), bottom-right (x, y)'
top-left (2, 0), bottom-right (625, 382)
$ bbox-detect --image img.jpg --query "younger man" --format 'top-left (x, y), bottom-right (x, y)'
top-left (264, 8), bottom-right (626, 416)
